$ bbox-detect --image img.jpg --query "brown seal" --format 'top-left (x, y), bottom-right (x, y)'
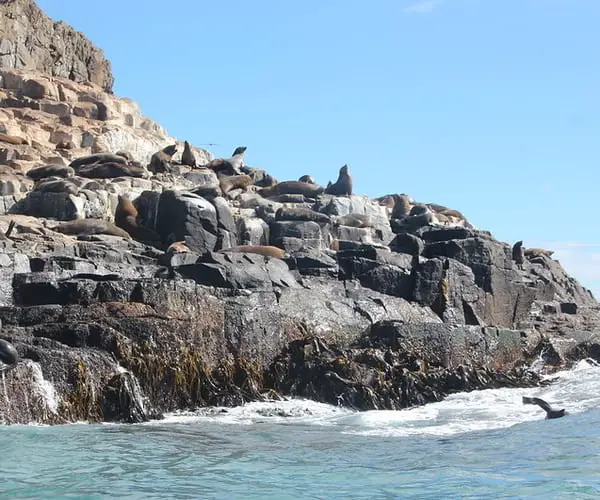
top-left (298, 175), bottom-right (316, 184)
top-left (258, 181), bottom-right (324, 198)
top-left (26, 165), bottom-right (75, 181)
top-left (70, 153), bottom-right (128, 170)
top-left (190, 184), bottom-right (222, 199)
top-left (115, 150), bottom-right (134, 162)
top-left (181, 141), bottom-right (197, 168)
top-left (77, 162), bottom-right (147, 179)
top-left (219, 245), bottom-right (287, 259)
top-left (391, 194), bottom-right (412, 219)
top-left (148, 144), bottom-right (177, 174)
top-left (276, 207), bottom-right (331, 224)
top-left (114, 195), bottom-right (162, 245)
top-left (0, 133), bottom-right (28, 146)
top-left (334, 213), bottom-right (373, 228)
top-left (203, 146), bottom-right (247, 176)
top-left (324, 165), bottom-right (352, 196)
top-left (166, 241), bottom-right (193, 253)
top-left (34, 179), bottom-right (79, 195)
top-left (524, 248), bottom-right (554, 258)
top-left (54, 219), bottom-right (131, 239)
top-left (220, 174), bottom-right (252, 195)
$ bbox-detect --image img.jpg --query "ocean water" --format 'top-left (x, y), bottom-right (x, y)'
top-left (2, 361), bottom-right (600, 499)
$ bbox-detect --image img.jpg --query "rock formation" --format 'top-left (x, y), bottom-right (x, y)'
top-left (0, 1), bottom-right (598, 425)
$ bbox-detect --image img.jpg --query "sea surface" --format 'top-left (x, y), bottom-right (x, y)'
top-left (1, 360), bottom-right (600, 499)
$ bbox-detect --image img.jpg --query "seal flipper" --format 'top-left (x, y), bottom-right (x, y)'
top-left (523, 396), bottom-right (567, 419)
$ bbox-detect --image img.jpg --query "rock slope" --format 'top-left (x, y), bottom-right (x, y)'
top-left (0, 0), bottom-right (598, 425)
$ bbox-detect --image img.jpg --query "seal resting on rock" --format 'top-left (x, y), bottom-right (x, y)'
top-left (203, 146), bottom-right (247, 176)
top-left (522, 396), bottom-right (567, 419)
top-left (166, 241), bottom-right (193, 253)
top-left (219, 245), bottom-right (288, 259)
top-left (54, 219), bottom-right (131, 239)
top-left (298, 175), bottom-right (316, 184)
top-left (114, 195), bottom-right (162, 246)
top-left (524, 248), bottom-right (554, 258)
top-left (70, 153), bottom-right (128, 170)
top-left (259, 181), bottom-right (324, 198)
top-left (391, 194), bottom-right (412, 219)
top-left (0, 133), bottom-right (28, 146)
top-left (77, 162), bottom-right (147, 179)
top-left (220, 174), bottom-right (252, 195)
top-left (33, 178), bottom-right (79, 195)
top-left (26, 165), bottom-right (74, 181)
top-left (181, 141), bottom-right (197, 168)
top-left (324, 165), bottom-right (352, 196)
top-left (333, 213), bottom-right (374, 228)
top-left (0, 338), bottom-right (19, 372)
top-left (148, 145), bottom-right (177, 174)
top-left (276, 207), bottom-right (331, 224)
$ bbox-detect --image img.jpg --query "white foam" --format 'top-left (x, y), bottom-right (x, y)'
top-left (156, 359), bottom-right (600, 438)
top-left (28, 361), bottom-right (60, 413)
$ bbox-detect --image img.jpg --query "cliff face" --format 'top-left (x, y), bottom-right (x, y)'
top-left (0, 0), bottom-right (114, 92)
top-left (0, 1), bottom-right (599, 425)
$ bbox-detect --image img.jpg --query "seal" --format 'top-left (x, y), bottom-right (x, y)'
top-left (190, 184), bottom-right (222, 199)
top-left (220, 174), bottom-right (253, 195)
top-left (181, 140), bottom-right (197, 168)
top-left (148, 144), bottom-right (177, 174)
top-left (394, 204), bottom-right (435, 230)
top-left (333, 213), bottom-right (373, 228)
top-left (33, 179), bottom-right (79, 195)
top-left (324, 165), bottom-right (353, 196)
top-left (115, 150), bottom-right (134, 162)
top-left (298, 175), bottom-right (316, 184)
top-left (0, 133), bottom-right (28, 146)
top-left (114, 195), bottom-right (162, 245)
top-left (219, 245), bottom-right (287, 259)
top-left (204, 146), bottom-right (247, 176)
top-left (70, 153), bottom-right (128, 170)
top-left (512, 240), bottom-right (524, 266)
top-left (524, 248), bottom-right (554, 258)
top-left (522, 396), bottom-right (567, 419)
top-left (0, 338), bottom-right (19, 372)
top-left (166, 241), bottom-right (193, 253)
top-left (77, 162), bottom-right (146, 179)
top-left (258, 181), bottom-right (324, 198)
top-left (276, 207), bottom-right (331, 224)
top-left (26, 165), bottom-right (75, 181)
top-left (54, 219), bottom-right (131, 239)
top-left (391, 194), bottom-right (412, 219)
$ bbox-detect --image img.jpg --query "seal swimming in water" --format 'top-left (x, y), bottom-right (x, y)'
top-left (0, 338), bottom-right (19, 372)
top-left (522, 396), bottom-right (567, 419)
top-left (325, 165), bottom-right (353, 196)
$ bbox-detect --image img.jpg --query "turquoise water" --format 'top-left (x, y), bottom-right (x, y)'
top-left (2, 361), bottom-right (600, 499)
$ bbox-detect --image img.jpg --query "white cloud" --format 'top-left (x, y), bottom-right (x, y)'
top-left (403, 0), bottom-right (442, 13)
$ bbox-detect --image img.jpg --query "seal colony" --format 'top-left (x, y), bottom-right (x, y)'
top-left (7, 138), bottom-right (523, 260)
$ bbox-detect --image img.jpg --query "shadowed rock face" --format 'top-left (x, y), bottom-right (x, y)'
top-left (0, 0), bottom-right (114, 92)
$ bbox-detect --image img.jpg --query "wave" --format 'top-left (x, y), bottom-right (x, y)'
top-left (157, 359), bottom-right (600, 438)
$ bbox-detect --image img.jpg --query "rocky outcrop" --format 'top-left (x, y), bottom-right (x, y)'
top-left (0, 0), bottom-right (599, 426)
top-left (0, 0), bottom-right (114, 91)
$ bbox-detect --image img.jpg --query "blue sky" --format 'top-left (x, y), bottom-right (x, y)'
top-left (37, 0), bottom-right (600, 297)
